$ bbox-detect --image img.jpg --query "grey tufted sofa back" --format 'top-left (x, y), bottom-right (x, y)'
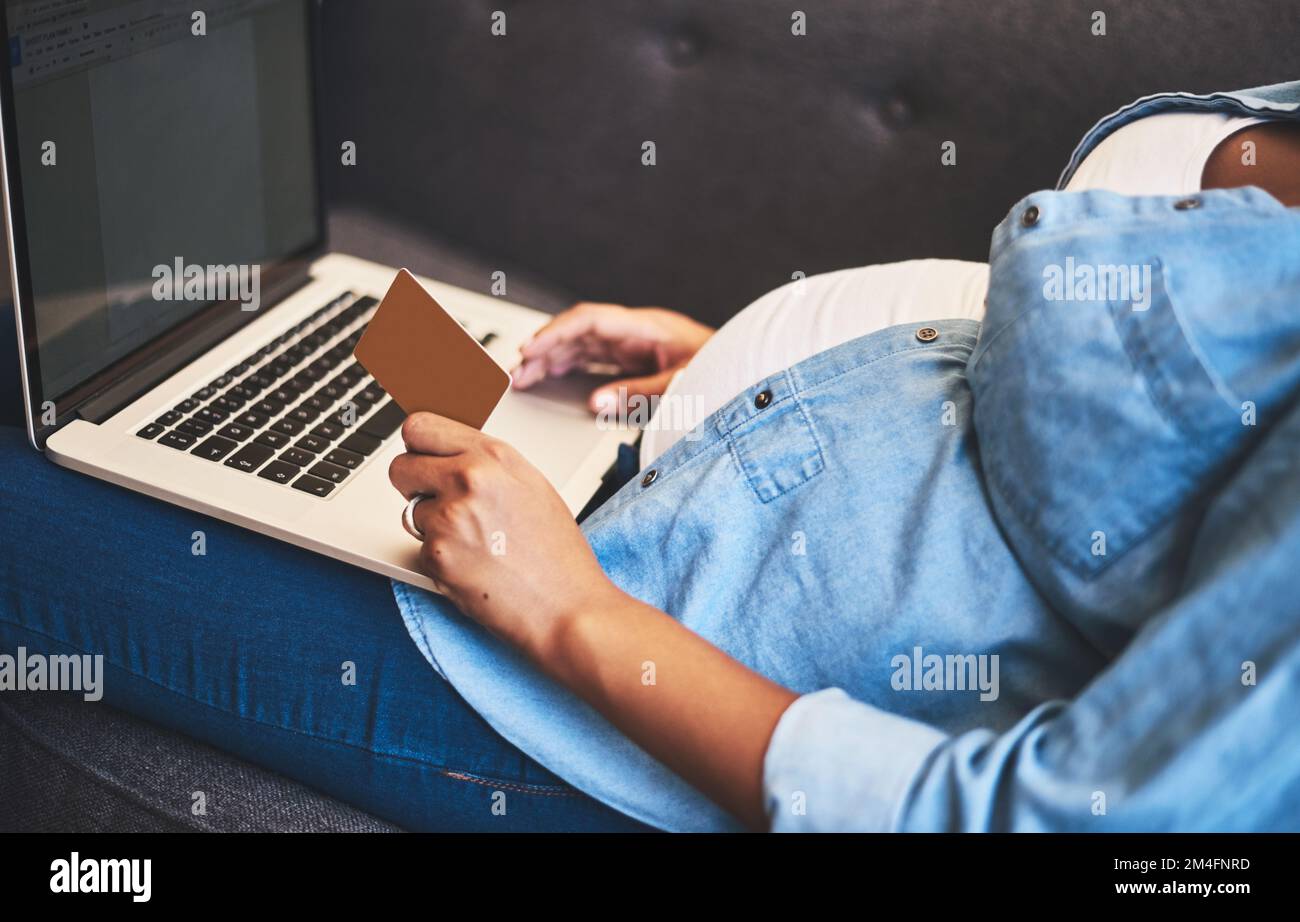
top-left (318, 0), bottom-right (1300, 327)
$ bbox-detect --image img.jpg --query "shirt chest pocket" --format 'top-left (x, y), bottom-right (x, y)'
top-left (720, 377), bottom-right (826, 503)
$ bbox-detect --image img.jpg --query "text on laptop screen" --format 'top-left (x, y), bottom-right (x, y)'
top-left (5, 0), bottom-right (319, 400)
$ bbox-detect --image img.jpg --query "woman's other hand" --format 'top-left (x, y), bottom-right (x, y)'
top-left (512, 302), bottom-right (713, 412)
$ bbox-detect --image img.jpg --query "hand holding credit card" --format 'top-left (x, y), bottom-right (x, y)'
top-left (353, 269), bottom-right (511, 430)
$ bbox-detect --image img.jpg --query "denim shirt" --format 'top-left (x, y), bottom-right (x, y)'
top-left (394, 80), bottom-right (1300, 832)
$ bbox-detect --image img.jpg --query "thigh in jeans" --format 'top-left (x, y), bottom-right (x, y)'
top-left (0, 319), bottom-right (648, 830)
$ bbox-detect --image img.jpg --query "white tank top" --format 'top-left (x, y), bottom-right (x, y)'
top-left (640, 112), bottom-right (1266, 468)
top-left (1062, 112), bottom-right (1262, 195)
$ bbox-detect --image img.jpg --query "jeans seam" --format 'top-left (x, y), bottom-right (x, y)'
top-left (440, 770), bottom-right (580, 797)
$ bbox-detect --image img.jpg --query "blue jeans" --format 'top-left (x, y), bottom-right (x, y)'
top-left (0, 314), bottom-right (649, 832)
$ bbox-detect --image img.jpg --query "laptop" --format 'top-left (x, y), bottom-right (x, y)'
top-left (0, 0), bottom-right (628, 592)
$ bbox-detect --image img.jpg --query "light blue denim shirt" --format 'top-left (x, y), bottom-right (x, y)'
top-left (395, 80), bottom-right (1300, 832)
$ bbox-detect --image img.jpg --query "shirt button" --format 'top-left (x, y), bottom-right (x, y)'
top-left (1020, 205), bottom-right (1040, 227)
top-left (641, 469), bottom-right (658, 487)
top-left (916, 326), bottom-right (939, 342)
top-left (1174, 197), bottom-right (1201, 210)
top-left (754, 389), bottom-right (772, 409)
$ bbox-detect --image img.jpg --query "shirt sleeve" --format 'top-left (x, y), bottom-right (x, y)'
top-left (762, 557), bottom-right (1298, 834)
top-left (762, 688), bottom-right (948, 832)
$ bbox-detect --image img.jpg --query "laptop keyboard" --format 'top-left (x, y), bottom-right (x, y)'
top-left (133, 291), bottom-right (498, 499)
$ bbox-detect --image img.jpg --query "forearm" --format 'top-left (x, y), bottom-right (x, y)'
top-left (532, 585), bottom-right (798, 830)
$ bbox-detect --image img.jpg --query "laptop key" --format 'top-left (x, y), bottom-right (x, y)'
top-left (254, 399), bottom-right (285, 417)
top-left (340, 432), bottom-right (383, 456)
top-left (192, 386), bottom-right (217, 401)
top-left (155, 410), bottom-right (182, 426)
top-left (296, 434), bottom-right (330, 454)
top-left (308, 461), bottom-right (351, 484)
top-left (136, 423), bottom-right (166, 440)
top-left (280, 447), bottom-right (315, 467)
top-left (195, 406), bottom-right (228, 425)
top-left (271, 417), bottom-right (305, 436)
top-left (254, 430), bottom-right (290, 450)
top-left (159, 430), bottom-right (197, 450)
top-left (218, 423), bottom-right (254, 442)
top-left (177, 418), bottom-right (213, 436)
top-left (291, 474), bottom-right (335, 498)
top-left (173, 398), bottom-right (200, 413)
top-left (311, 422), bottom-right (344, 441)
top-left (324, 447), bottom-right (364, 470)
top-left (359, 401), bottom-right (407, 440)
top-left (191, 435), bottom-right (239, 462)
top-left (257, 460), bottom-right (298, 485)
top-left (237, 378), bottom-right (268, 398)
top-left (224, 443), bottom-right (275, 473)
top-left (235, 411), bottom-right (267, 428)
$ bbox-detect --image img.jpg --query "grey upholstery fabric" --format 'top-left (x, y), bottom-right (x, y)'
top-left (0, 692), bottom-right (399, 832)
top-left (3, 0), bottom-right (1297, 831)
top-left (319, 0), bottom-right (1300, 327)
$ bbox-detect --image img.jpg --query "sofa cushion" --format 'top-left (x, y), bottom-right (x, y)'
top-left (0, 692), bottom-right (401, 832)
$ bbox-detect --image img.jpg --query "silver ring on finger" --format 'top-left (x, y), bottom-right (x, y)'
top-left (401, 493), bottom-right (432, 540)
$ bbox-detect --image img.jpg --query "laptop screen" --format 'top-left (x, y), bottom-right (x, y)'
top-left (4, 0), bottom-right (319, 401)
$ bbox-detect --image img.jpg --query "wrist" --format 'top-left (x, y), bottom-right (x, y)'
top-left (529, 578), bottom-right (631, 684)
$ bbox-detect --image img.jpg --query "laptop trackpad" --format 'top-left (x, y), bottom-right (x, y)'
top-left (483, 382), bottom-right (613, 486)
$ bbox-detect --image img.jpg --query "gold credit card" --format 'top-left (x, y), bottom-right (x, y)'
top-left (353, 269), bottom-right (511, 430)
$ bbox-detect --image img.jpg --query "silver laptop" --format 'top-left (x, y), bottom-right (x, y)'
top-left (0, 0), bottom-right (627, 592)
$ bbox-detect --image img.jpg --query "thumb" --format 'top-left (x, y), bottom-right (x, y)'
top-left (589, 368), bottom-right (678, 414)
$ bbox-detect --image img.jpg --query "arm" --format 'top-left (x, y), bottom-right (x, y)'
top-left (1202, 120), bottom-right (1300, 206)
top-left (389, 413), bottom-right (796, 830)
